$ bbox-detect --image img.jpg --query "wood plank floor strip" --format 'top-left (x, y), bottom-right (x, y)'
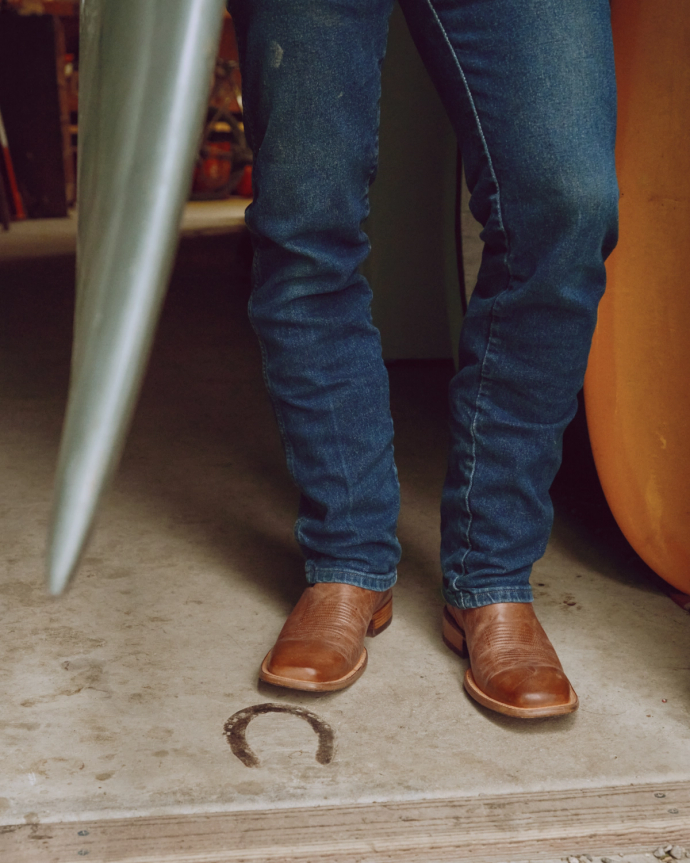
top-left (2, 781), bottom-right (689, 863)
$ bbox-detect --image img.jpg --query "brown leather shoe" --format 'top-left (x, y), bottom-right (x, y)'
top-left (443, 602), bottom-right (578, 718)
top-left (260, 583), bottom-right (393, 692)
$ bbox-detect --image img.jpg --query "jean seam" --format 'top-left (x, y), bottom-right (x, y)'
top-left (327, 384), bottom-right (360, 546)
top-left (247, 290), bottom-right (298, 481)
top-left (421, 0), bottom-right (514, 578)
top-left (420, 0), bottom-right (511, 277)
top-left (307, 564), bottom-right (397, 589)
top-left (311, 567), bottom-right (395, 577)
top-left (443, 587), bottom-right (533, 610)
top-left (458, 299), bottom-right (499, 578)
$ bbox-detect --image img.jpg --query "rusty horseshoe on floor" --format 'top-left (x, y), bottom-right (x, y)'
top-left (223, 704), bottom-right (335, 768)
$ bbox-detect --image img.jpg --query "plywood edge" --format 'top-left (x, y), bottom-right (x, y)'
top-left (2, 780), bottom-right (689, 863)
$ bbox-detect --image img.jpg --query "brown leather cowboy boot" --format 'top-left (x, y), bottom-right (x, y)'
top-left (442, 602), bottom-right (578, 718)
top-left (260, 583), bottom-right (393, 692)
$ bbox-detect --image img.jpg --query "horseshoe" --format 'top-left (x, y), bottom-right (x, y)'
top-left (224, 703), bottom-right (335, 768)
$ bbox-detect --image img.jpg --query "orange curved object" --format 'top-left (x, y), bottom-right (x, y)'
top-left (584, 0), bottom-right (690, 592)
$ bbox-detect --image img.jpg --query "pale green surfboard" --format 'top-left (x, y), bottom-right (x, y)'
top-left (47, 0), bottom-right (227, 594)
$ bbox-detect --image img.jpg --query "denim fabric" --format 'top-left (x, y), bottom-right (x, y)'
top-left (229, 0), bottom-right (618, 608)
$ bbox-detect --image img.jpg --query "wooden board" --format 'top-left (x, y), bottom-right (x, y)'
top-left (1, 781), bottom-right (689, 862)
top-left (584, 0), bottom-right (690, 593)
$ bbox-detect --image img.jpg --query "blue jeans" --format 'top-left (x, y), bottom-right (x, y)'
top-left (229, 0), bottom-right (618, 609)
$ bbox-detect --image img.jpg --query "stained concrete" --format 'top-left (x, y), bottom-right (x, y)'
top-left (0, 226), bottom-right (689, 827)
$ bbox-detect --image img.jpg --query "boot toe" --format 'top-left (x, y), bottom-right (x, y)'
top-left (491, 666), bottom-right (573, 710)
top-left (266, 643), bottom-right (351, 685)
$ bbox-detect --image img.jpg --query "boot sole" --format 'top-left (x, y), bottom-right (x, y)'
top-left (442, 606), bottom-right (579, 719)
top-left (259, 596), bottom-right (392, 693)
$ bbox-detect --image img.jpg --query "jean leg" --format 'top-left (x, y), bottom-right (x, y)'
top-left (230, 0), bottom-right (399, 590)
top-left (398, 0), bottom-right (619, 607)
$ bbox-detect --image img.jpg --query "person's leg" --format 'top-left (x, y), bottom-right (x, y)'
top-left (399, 0), bottom-right (618, 714)
top-left (230, 0), bottom-right (398, 690)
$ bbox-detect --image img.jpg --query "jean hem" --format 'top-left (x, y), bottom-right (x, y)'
top-left (306, 565), bottom-right (397, 592)
top-left (442, 586), bottom-right (533, 610)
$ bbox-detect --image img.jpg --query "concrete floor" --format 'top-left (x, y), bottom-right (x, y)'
top-left (0, 198), bottom-right (248, 262)
top-left (0, 217), bottom-right (689, 841)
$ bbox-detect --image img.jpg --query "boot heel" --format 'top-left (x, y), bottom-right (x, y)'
top-left (442, 606), bottom-right (468, 658)
top-left (367, 597), bottom-right (393, 637)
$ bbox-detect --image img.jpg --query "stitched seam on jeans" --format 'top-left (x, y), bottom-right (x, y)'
top-left (311, 567), bottom-right (396, 578)
top-left (420, 0), bottom-right (513, 576)
top-left (247, 290), bottom-right (298, 479)
top-left (421, 0), bottom-right (511, 272)
top-left (459, 301), bottom-right (499, 577)
top-left (445, 589), bottom-right (533, 610)
top-left (445, 585), bottom-right (533, 599)
top-left (308, 571), bottom-right (397, 589)
top-left (326, 385), bottom-right (360, 543)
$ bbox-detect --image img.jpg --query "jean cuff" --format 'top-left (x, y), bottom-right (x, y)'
top-left (306, 562), bottom-right (397, 592)
top-left (442, 585), bottom-right (534, 610)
